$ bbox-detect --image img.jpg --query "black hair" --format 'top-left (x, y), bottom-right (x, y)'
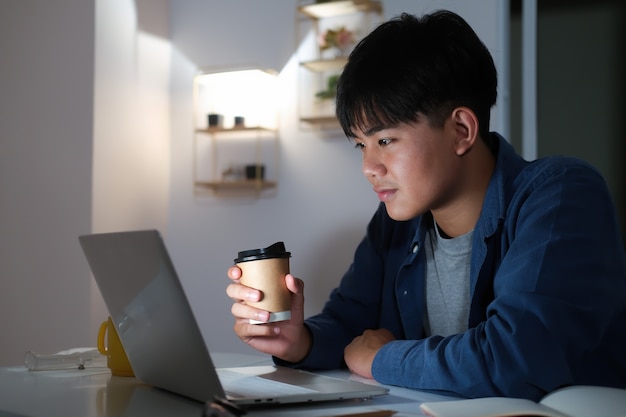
top-left (336, 10), bottom-right (497, 144)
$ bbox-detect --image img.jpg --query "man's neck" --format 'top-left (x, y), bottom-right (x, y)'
top-left (431, 140), bottom-right (495, 238)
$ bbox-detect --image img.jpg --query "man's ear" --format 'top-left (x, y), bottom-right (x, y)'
top-left (451, 107), bottom-right (479, 156)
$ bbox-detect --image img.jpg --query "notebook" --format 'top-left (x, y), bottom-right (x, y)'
top-left (79, 229), bottom-right (388, 406)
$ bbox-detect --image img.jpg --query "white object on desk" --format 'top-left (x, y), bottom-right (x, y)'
top-left (24, 347), bottom-right (105, 371)
top-left (420, 385), bottom-right (626, 417)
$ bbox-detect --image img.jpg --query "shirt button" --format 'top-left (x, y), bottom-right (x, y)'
top-left (411, 243), bottom-right (419, 253)
top-left (403, 290), bottom-right (408, 296)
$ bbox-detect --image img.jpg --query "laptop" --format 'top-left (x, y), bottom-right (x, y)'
top-left (79, 230), bottom-right (388, 406)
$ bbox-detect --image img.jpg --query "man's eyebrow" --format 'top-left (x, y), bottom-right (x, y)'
top-left (363, 121), bottom-right (400, 137)
top-left (349, 118), bottom-right (400, 138)
top-left (350, 122), bottom-right (388, 138)
top-left (363, 125), bottom-right (385, 136)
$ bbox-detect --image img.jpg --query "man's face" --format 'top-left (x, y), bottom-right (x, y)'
top-left (352, 117), bottom-right (464, 221)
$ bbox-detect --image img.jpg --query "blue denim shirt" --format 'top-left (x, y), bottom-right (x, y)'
top-left (276, 134), bottom-right (626, 401)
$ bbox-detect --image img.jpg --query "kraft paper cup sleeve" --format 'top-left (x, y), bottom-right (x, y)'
top-left (235, 242), bottom-right (291, 323)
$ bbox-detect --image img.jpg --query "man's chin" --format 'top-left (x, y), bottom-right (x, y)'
top-left (385, 203), bottom-right (415, 222)
top-left (384, 204), bottom-right (419, 222)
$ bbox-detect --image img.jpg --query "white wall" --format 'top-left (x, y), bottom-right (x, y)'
top-left (0, 0), bottom-right (95, 366)
top-left (91, 0), bottom-right (171, 344)
top-left (0, 0), bottom-right (504, 366)
top-left (93, 0), bottom-right (170, 238)
top-left (0, 0), bottom-right (171, 367)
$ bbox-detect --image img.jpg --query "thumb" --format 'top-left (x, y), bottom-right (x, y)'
top-left (285, 274), bottom-right (305, 321)
top-left (285, 273), bottom-right (303, 294)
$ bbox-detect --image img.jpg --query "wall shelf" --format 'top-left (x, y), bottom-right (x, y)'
top-left (298, 0), bottom-right (382, 19)
top-left (299, 115), bottom-right (342, 125)
top-left (193, 126), bottom-right (279, 195)
top-left (300, 57), bottom-right (347, 72)
top-left (192, 69), bottom-right (279, 197)
top-left (195, 180), bottom-right (277, 191)
top-left (195, 126), bottom-right (275, 134)
top-left (296, 0), bottom-right (383, 128)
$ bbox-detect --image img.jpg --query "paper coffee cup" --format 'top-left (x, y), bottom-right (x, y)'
top-left (235, 242), bottom-right (291, 324)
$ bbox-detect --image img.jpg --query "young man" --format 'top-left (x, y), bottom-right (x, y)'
top-left (226, 11), bottom-right (626, 400)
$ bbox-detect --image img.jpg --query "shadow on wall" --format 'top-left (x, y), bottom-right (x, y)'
top-left (298, 224), bottom-right (368, 318)
top-left (135, 0), bottom-right (169, 39)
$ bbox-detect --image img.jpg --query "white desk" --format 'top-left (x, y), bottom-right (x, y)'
top-left (0, 353), bottom-right (453, 417)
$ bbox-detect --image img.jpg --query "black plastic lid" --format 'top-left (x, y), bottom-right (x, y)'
top-left (234, 241), bottom-right (291, 263)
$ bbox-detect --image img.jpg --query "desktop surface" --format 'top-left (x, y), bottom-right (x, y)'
top-left (0, 353), bottom-right (453, 417)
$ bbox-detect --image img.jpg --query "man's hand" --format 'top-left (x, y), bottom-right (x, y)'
top-left (226, 266), bottom-right (311, 363)
top-left (344, 328), bottom-right (395, 379)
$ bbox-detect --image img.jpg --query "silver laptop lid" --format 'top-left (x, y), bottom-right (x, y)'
top-left (80, 230), bottom-right (224, 402)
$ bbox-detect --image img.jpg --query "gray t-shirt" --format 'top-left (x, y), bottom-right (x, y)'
top-left (423, 223), bottom-right (473, 337)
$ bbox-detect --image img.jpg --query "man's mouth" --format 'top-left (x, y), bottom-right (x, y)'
top-left (374, 187), bottom-right (396, 202)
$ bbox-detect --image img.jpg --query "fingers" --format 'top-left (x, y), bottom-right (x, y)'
top-left (226, 267), bottom-right (310, 361)
top-left (227, 270), bottom-right (306, 334)
top-left (228, 265), bottom-right (242, 281)
top-left (226, 281), bottom-right (261, 303)
top-left (231, 300), bottom-right (270, 324)
top-left (233, 318), bottom-right (280, 342)
top-left (227, 265), bottom-right (270, 327)
top-left (366, 328), bottom-right (396, 343)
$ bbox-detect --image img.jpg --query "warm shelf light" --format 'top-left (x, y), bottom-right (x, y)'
top-left (195, 68), bottom-right (279, 130)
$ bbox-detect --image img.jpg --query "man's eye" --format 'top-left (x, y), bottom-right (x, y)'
top-left (379, 138), bottom-right (392, 146)
top-left (353, 142), bottom-right (365, 150)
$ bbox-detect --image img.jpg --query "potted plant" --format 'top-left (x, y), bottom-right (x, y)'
top-left (315, 74), bottom-right (340, 115)
top-left (318, 26), bottom-right (354, 57)
top-left (315, 74), bottom-right (340, 100)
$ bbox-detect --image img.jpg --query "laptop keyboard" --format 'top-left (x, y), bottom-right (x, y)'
top-left (217, 369), bottom-right (318, 398)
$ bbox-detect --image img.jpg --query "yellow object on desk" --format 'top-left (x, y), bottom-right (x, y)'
top-left (97, 317), bottom-right (134, 377)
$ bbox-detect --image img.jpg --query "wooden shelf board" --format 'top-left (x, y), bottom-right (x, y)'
top-left (300, 115), bottom-right (341, 125)
top-left (299, 0), bottom-right (382, 19)
top-left (195, 126), bottom-right (275, 134)
top-left (195, 180), bottom-right (277, 191)
top-left (301, 57), bottom-right (347, 72)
